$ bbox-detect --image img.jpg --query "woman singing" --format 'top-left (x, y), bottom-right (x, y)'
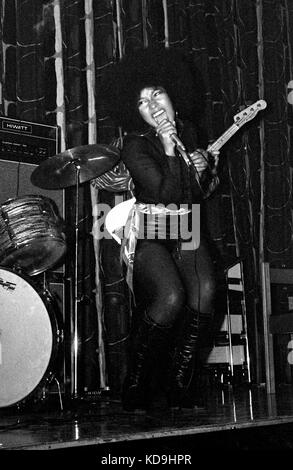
top-left (100, 47), bottom-right (220, 411)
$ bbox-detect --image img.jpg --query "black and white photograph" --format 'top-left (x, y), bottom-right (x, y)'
top-left (1, 0), bottom-right (293, 461)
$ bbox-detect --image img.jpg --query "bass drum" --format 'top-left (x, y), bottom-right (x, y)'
top-left (0, 267), bottom-right (63, 408)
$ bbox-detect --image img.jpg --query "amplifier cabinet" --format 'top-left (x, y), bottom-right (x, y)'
top-left (0, 116), bottom-right (69, 397)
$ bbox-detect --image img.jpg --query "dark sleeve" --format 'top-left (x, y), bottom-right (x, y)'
top-left (121, 136), bottom-right (183, 205)
top-left (180, 122), bottom-right (220, 199)
top-left (200, 172), bottom-right (220, 199)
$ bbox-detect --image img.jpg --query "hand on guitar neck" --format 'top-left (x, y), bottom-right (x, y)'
top-left (189, 99), bottom-right (267, 175)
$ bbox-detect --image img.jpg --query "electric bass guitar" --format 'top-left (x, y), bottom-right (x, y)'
top-left (105, 99), bottom-right (267, 244)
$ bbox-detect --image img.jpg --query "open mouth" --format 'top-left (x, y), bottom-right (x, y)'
top-left (152, 109), bottom-right (167, 124)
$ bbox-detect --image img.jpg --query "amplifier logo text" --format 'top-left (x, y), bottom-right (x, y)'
top-left (2, 121), bottom-right (32, 133)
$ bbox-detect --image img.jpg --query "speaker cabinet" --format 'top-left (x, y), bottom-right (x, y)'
top-left (0, 159), bottom-right (64, 215)
top-left (0, 117), bottom-right (68, 398)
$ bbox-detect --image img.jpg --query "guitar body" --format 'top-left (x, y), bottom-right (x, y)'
top-left (105, 197), bottom-right (136, 244)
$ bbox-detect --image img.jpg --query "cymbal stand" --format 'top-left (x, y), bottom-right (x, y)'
top-left (71, 159), bottom-right (81, 399)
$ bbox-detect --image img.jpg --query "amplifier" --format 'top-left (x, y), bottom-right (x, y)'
top-left (0, 116), bottom-right (66, 301)
top-left (0, 116), bottom-right (69, 397)
top-left (0, 116), bottom-right (63, 208)
top-left (0, 116), bottom-right (59, 164)
top-left (0, 115), bottom-right (64, 264)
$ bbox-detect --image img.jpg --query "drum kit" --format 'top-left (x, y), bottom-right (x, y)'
top-left (0, 143), bottom-right (120, 409)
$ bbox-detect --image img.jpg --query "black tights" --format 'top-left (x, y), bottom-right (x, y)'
top-left (133, 238), bottom-right (216, 333)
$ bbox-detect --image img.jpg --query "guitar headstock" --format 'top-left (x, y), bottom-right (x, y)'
top-left (207, 99), bottom-right (267, 153)
top-left (233, 100), bottom-right (267, 124)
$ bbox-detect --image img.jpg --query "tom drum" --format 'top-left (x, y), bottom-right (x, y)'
top-left (0, 195), bottom-right (66, 276)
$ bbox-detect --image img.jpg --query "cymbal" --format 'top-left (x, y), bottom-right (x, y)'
top-left (31, 144), bottom-right (120, 189)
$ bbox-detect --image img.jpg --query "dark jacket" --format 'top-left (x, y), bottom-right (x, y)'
top-left (121, 121), bottom-right (218, 206)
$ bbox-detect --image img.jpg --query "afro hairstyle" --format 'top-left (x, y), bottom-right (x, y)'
top-left (99, 47), bottom-right (206, 133)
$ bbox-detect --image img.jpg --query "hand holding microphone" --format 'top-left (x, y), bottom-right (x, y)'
top-left (169, 133), bottom-right (186, 152)
top-left (153, 111), bottom-right (186, 154)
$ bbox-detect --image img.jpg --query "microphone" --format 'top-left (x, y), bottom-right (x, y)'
top-left (170, 133), bottom-right (186, 152)
top-left (153, 111), bottom-right (186, 151)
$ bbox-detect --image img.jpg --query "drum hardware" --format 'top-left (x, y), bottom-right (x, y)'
top-left (31, 144), bottom-right (120, 400)
top-left (39, 283), bottom-right (65, 411)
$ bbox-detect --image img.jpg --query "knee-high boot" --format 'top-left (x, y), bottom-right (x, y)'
top-left (122, 313), bottom-right (172, 412)
top-left (167, 306), bottom-right (200, 408)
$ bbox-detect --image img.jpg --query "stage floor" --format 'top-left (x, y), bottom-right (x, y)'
top-left (1, 384), bottom-right (293, 457)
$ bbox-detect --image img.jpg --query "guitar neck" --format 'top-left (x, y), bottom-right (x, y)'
top-left (208, 122), bottom-right (240, 153)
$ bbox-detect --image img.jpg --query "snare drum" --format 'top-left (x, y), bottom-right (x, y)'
top-left (0, 195), bottom-right (66, 276)
top-left (0, 267), bottom-right (63, 408)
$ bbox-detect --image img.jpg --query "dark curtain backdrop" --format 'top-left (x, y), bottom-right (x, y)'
top-left (1, 0), bottom-right (293, 394)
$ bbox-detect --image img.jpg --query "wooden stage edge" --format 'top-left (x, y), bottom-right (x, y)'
top-left (2, 385), bottom-right (293, 452)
